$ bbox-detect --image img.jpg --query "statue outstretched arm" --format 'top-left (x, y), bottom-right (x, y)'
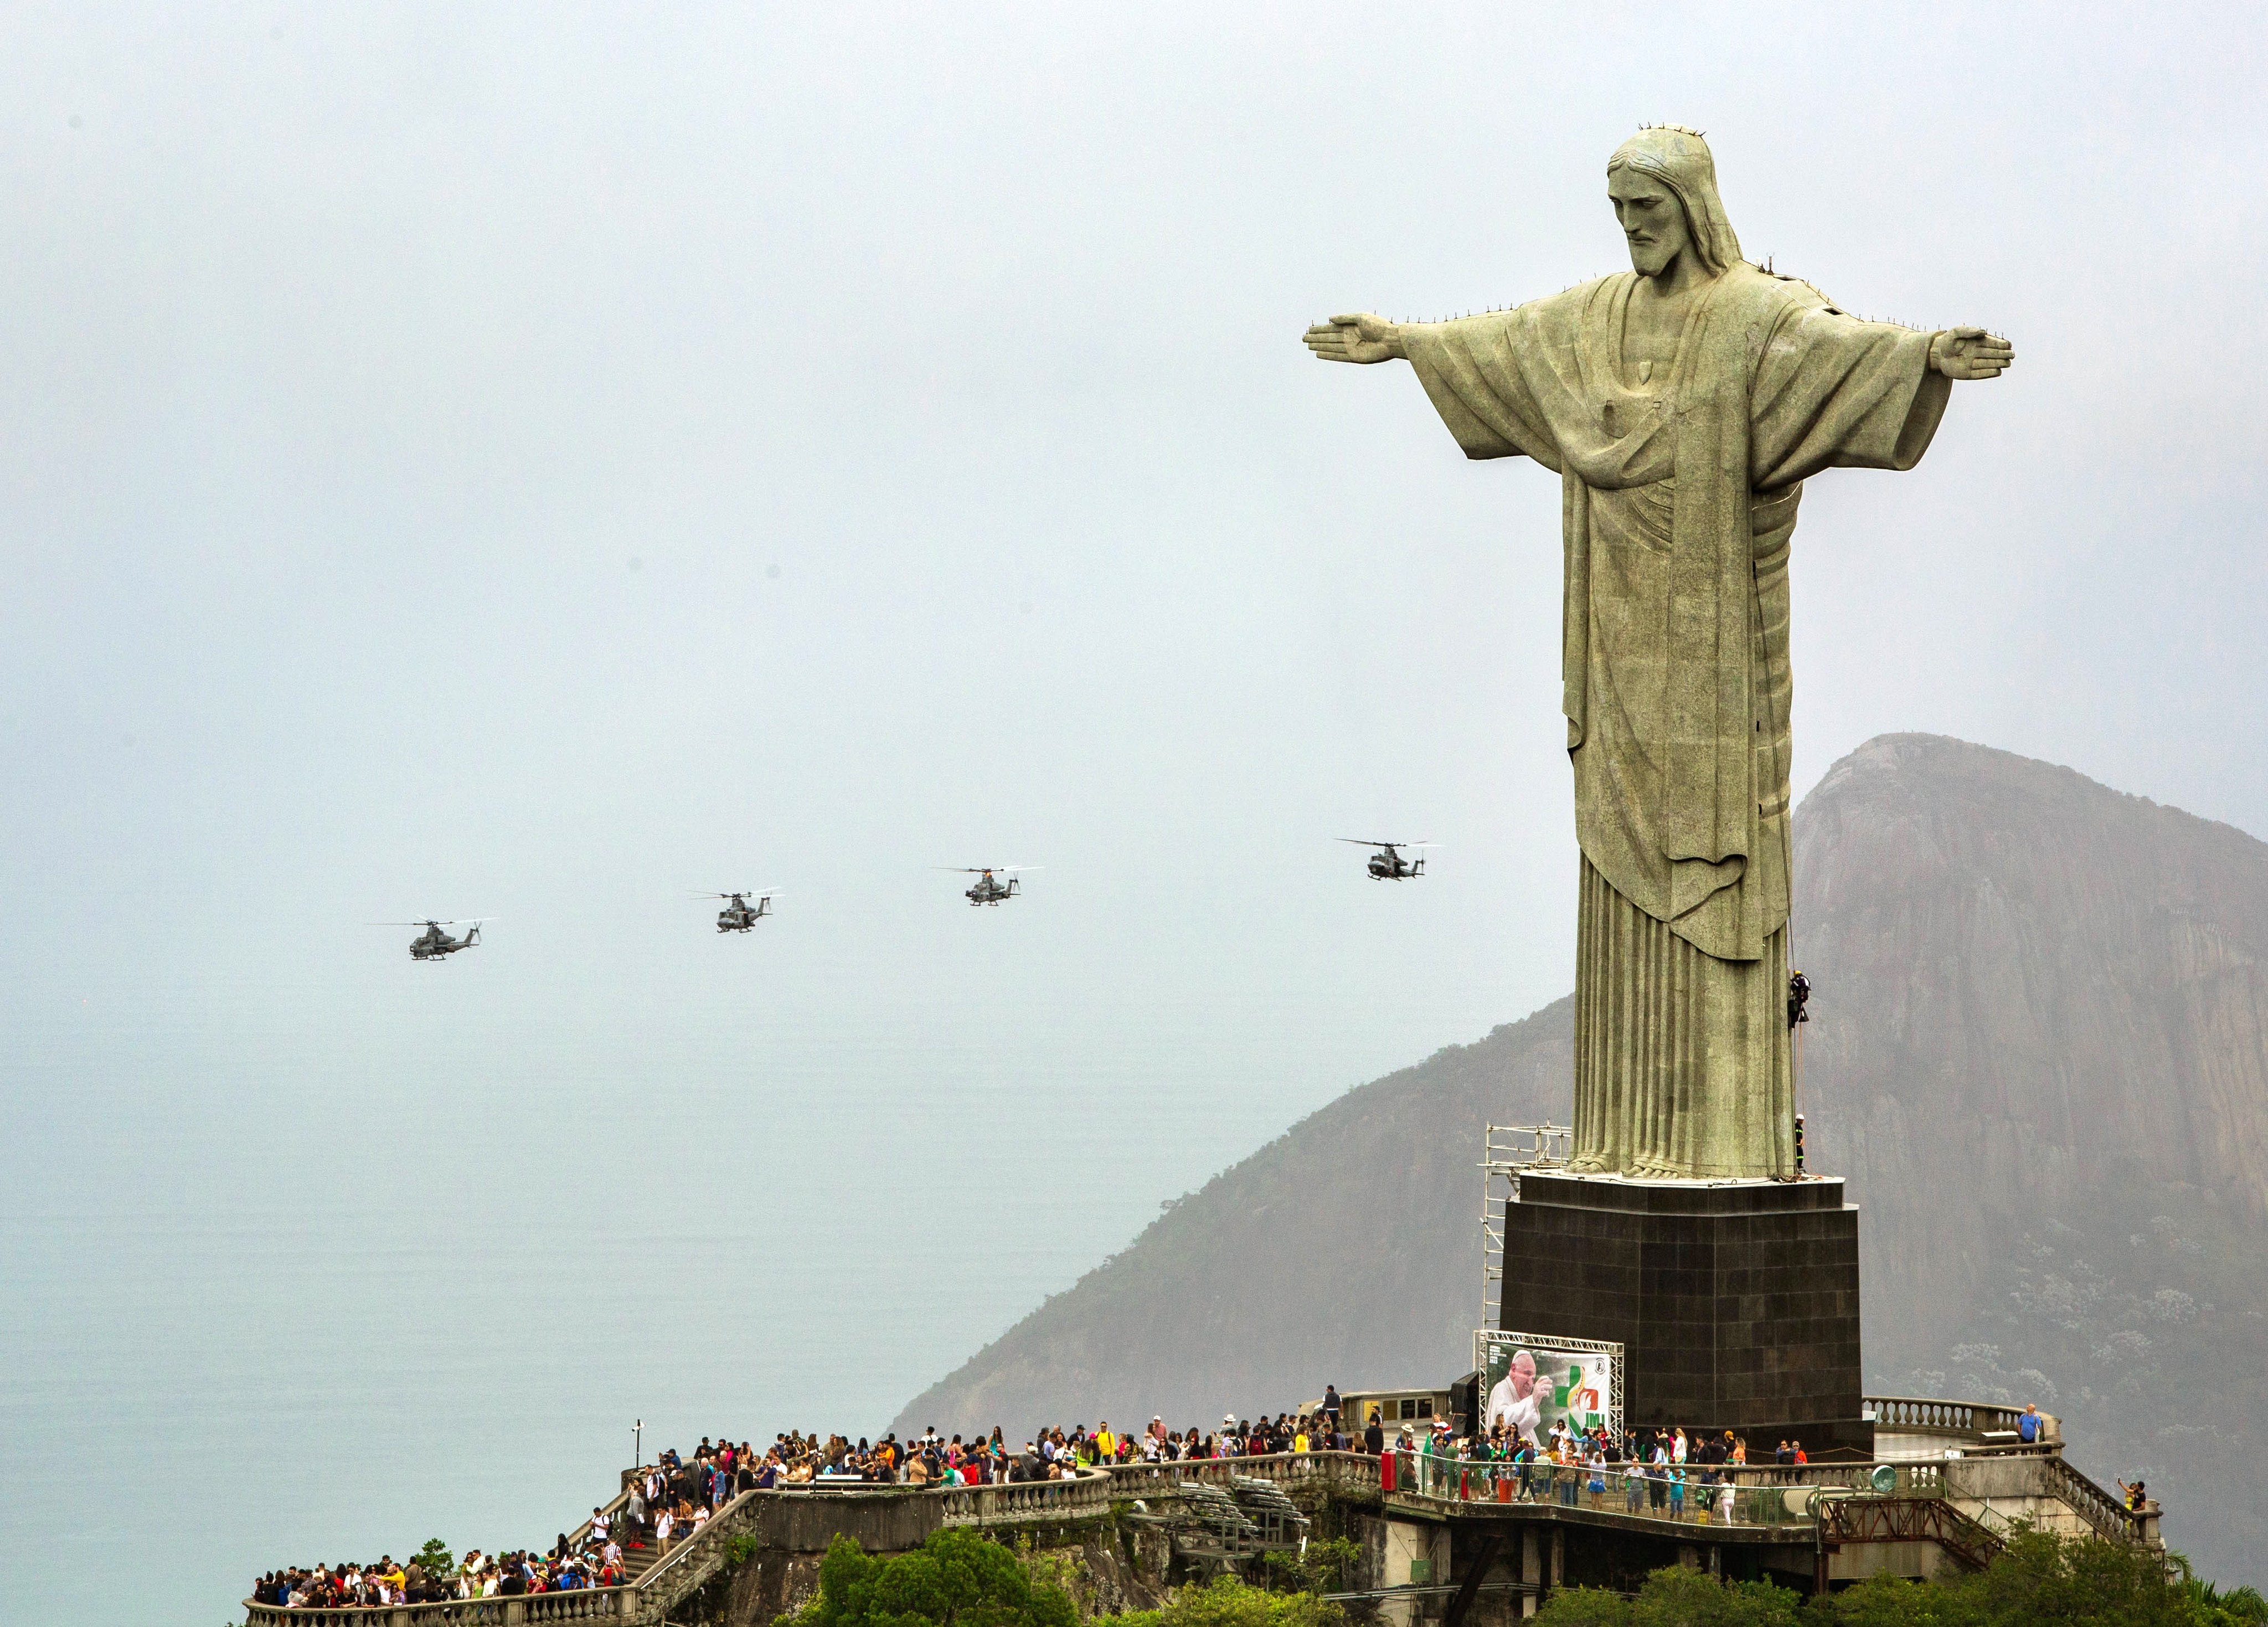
top-left (1303, 312), bottom-right (1406, 364)
top-left (1929, 326), bottom-right (2013, 380)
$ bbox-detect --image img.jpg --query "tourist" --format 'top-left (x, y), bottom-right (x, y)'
top-left (2020, 1404), bottom-right (2042, 1445)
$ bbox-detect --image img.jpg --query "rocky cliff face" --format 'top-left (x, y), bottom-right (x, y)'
top-left (891, 734), bottom-right (2268, 1581)
top-left (1796, 733), bottom-right (2268, 1360)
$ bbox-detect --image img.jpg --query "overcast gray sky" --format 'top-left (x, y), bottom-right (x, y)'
top-left (4, 2), bottom-right (2265, 1619)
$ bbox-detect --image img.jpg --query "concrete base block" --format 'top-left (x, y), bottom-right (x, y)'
top-left (1499, 1172), bottom-right (1873, 1458)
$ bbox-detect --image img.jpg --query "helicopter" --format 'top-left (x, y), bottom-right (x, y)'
top-left (374, 919), bottom-right (492, 960)
top-left (699, 890), bottom-right (777, 932)
top-left (941, 866), bottom-right (1037, 906)
top-left (1338, 838), bottom-right (1435, 880)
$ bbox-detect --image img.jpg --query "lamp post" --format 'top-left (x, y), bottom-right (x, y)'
top-left (635, 1419), bottom-right (643, 1468)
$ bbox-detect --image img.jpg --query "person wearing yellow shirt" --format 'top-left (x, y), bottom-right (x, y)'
top-left (1095, 1423), bottom-right (1116, 1460)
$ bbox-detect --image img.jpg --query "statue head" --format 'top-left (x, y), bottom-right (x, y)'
top-left (1607, 126), bottom-right (1743, 281)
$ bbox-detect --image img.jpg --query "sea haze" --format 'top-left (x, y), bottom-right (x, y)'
top-left (1, 914), bottom-right (1522, 1623)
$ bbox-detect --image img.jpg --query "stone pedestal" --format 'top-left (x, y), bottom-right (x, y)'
top-left (1499, 1172), bottom-right (1872, 1458)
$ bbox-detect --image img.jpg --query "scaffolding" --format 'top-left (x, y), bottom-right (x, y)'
top-left (1479, 1121), bottom-right (1570, 1328)
top-left (1119, 1477), bottom-right (1309, 1578)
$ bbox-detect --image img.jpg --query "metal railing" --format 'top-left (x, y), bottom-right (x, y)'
top-left (1383, 1451), bottom-right (1947, 1530)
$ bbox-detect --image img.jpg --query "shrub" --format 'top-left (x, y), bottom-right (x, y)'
top-left (1533, 1585), bottom-right (1630, 1626)
top-left (1097, 1576), bottom-right (1343, 1627)
top-left (795, 1528), bottom-right (1078, 1627)
top-left (1534, 1567), bottom-right (1802, 1626)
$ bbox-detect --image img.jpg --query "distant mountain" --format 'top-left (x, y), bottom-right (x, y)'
top-left (1794, 734), bottom-right (2268, 1579)
top-left (891, 735), bottom-right (2268, 1582)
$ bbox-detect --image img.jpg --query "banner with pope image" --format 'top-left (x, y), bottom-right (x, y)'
top-left (1475, 1330), bottom-right (1622, 1445)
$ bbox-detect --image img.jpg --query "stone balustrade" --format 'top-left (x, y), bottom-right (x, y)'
top-left (1107, 1450), bottom-right (1382, 1498)
top-left (1866, 1394), bottom-right (2033, 1441)
top-left (938, 1469), bottom-right (1115, 1525)
top-left (245, 1589), bottom-right (628, 1625)
top-left (2040, 1452), bottom-right (2154, 1548)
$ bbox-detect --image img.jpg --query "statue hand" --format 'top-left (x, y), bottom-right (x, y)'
top-left (1930, 326), bottom-right (2013, 380)
top-left (1303, 312), bottom-right (1404, 365)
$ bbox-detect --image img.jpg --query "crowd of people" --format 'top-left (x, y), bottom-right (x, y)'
top-left (666, 1407), bottom-right (1365, 1492)
top-left (251, 1388), bottom-right (1916, 1607)
top-left (1386, 1412), bottom-right (1816, 1522)
top-left (248, 1545), bottom-right (625, 1610)
top-left (247, 1409), bottom-right (1365, 1609)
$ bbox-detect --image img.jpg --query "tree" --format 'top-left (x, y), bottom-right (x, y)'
top-left (1946, 1530), bottom-right (2190, 1627)
top-left (796, 1529), bottom-right (1078, 1627)
top-left (1801, 1572), bottom-right (1976, 1627)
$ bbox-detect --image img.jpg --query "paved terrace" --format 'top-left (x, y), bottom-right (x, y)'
top-left (241, 1397), bottom-right (2158, 1626)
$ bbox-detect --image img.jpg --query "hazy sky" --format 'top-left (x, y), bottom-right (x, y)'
top-left (4, 3), bottom-right (2265, 1620)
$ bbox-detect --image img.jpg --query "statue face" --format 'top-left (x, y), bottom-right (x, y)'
top-left (1609, 168), bottom-right (1691, 279)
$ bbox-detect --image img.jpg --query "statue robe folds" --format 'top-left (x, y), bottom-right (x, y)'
top-left (1404, 265), bottom-right (1951, 1178)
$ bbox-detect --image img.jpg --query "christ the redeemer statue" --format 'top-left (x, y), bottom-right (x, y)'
top-left (1305, 127), bottom-right (2011, 1180)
